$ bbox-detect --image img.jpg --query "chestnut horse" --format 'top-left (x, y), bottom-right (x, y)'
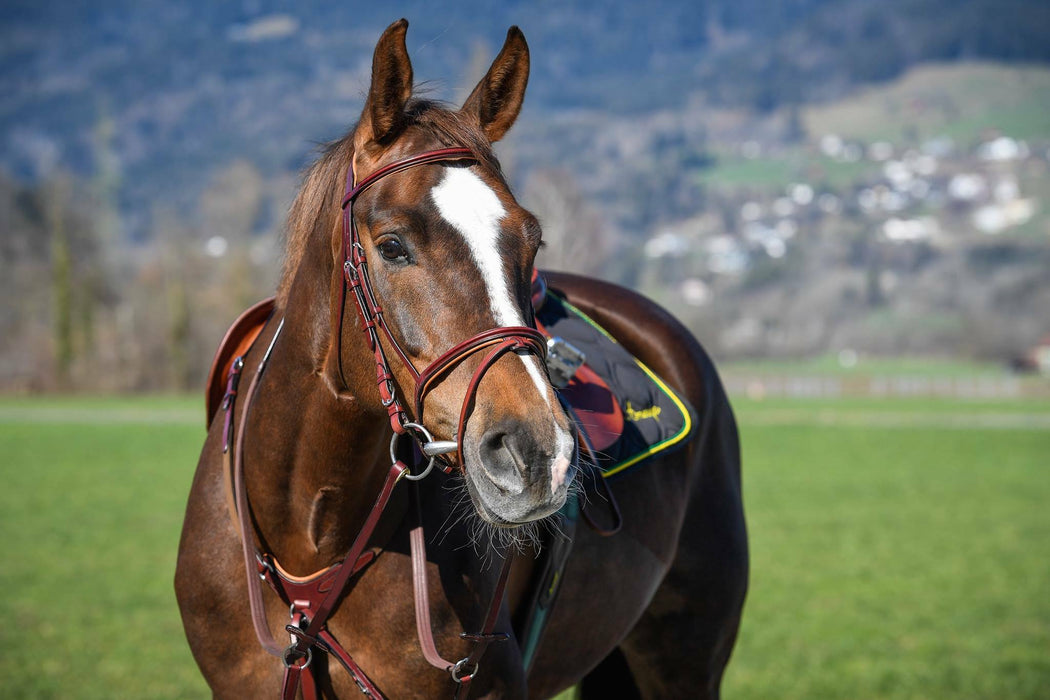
top-left (176, 19), bottom-right (747, 700)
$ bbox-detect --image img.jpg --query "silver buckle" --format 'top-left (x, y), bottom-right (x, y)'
top-left (545, 337), bottom-right (586, 389)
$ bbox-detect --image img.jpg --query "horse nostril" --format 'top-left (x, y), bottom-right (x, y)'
top-left (476, 430), bottom-right (532, 494)
top-left (481, 430), bottom-right (508, 456)
top-left (500, 434), bottom-right (529, 476)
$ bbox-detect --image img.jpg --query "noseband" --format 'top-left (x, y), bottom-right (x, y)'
top-left (337, 147), bottom-right (548, 475)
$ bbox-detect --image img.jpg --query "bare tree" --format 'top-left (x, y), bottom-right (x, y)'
top-left (524, 169), bottom-right (615, 277)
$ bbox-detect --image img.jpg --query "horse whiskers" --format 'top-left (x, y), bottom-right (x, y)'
top-left (446, 501), bottom-right (546, 565)
top-left (435, 473), bottom-right (474, 548)
top-left (430, 465), bottom-right (588, 565)
top-left (538, 510), bottom-right (569, 544)
top-left (567, 455), bottom-right (595, 511)
top-left (467, 518), bottom-right (544, 570)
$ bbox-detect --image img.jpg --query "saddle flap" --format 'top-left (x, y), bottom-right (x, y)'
top-left (205, 297), bottom-right (276, 427)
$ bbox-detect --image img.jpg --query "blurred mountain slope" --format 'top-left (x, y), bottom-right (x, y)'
top-left (2, 0), bottom-right (1049, 236)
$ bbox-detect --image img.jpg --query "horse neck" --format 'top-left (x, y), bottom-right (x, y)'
top-left (243, 176), bottom-right (398, 575)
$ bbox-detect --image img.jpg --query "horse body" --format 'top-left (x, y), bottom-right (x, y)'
top-left (176, 20), bottom-right (746, 700)
top-left (526, 273), bottom-right (747, 699)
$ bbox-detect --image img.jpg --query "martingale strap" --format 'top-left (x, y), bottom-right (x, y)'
top-left (222, 318), bottom-right (407, 697)
top-left (410, 482), bottom-right (513, 693)
top-left (226, 341), bottom-right (510, 699)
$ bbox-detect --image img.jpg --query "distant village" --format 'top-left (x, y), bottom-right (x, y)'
top-left (611, 123), bottom-right (1050, 372)
top-left (642, 132), bottom-right (1043, 299)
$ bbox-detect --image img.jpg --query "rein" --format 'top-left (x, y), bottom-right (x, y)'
top-left (226, 147), bottom-right (555, 699)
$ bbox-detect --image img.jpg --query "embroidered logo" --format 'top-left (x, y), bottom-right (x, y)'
top-left (625, 401), bottom-right (662, 422)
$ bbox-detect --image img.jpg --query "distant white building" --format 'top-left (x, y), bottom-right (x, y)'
top-left (704, 236), bottom-right (750, 274)
top-left (882, 217), bottom-right (939, 243)
top-left (972, 200), bottom-right (1035, 234)
top-left (948, 173), bottom-right (987, 202)
top-left (644, 231), bottom-right (689, 259)
top-left (978, 137), bottom-right (1029, 162)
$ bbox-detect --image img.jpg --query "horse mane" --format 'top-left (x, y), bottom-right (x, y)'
top-left (276, 99), bottom-right (499, 306)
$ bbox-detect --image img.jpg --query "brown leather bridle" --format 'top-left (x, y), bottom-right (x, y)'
top-left (225, 147), bottom-right (561, 700)
top-left (338, 146), bottom-right (548, 476)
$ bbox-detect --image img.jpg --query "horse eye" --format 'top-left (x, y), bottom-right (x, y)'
top-left (377, 239), bottom-right (407, 261)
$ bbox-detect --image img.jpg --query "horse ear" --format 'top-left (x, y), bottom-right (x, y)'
top-left (360, 18), bottom-right (413, 145)
top-left (461, 27), bottom-right (529, 143)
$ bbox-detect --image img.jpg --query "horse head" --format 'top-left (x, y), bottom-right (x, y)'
top-left (328, 19), bottom-right (575, 526)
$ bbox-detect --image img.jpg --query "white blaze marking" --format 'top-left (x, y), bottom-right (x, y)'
top-left (431, 168), bottom-right (550, 406)
top-left (431, 168), bottom-right (575, 484)
top-left (432, 169), bottom-right (515, 325)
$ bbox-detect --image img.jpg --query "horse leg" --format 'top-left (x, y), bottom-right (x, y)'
top-left (615, 365), bottom-right (748, 700)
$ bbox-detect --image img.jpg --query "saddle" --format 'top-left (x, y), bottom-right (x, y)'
top-left (532, 276), bottom-right (694, 478)
top-left (205, 297), bottom-right (275, 427)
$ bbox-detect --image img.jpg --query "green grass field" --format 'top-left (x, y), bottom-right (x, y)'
top-left (725, 396), bottom-right (1050, 700)
top-left (1, 392), bottom-right (1047, 698)
top-left (0, 396), bottom-right (205, 699)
